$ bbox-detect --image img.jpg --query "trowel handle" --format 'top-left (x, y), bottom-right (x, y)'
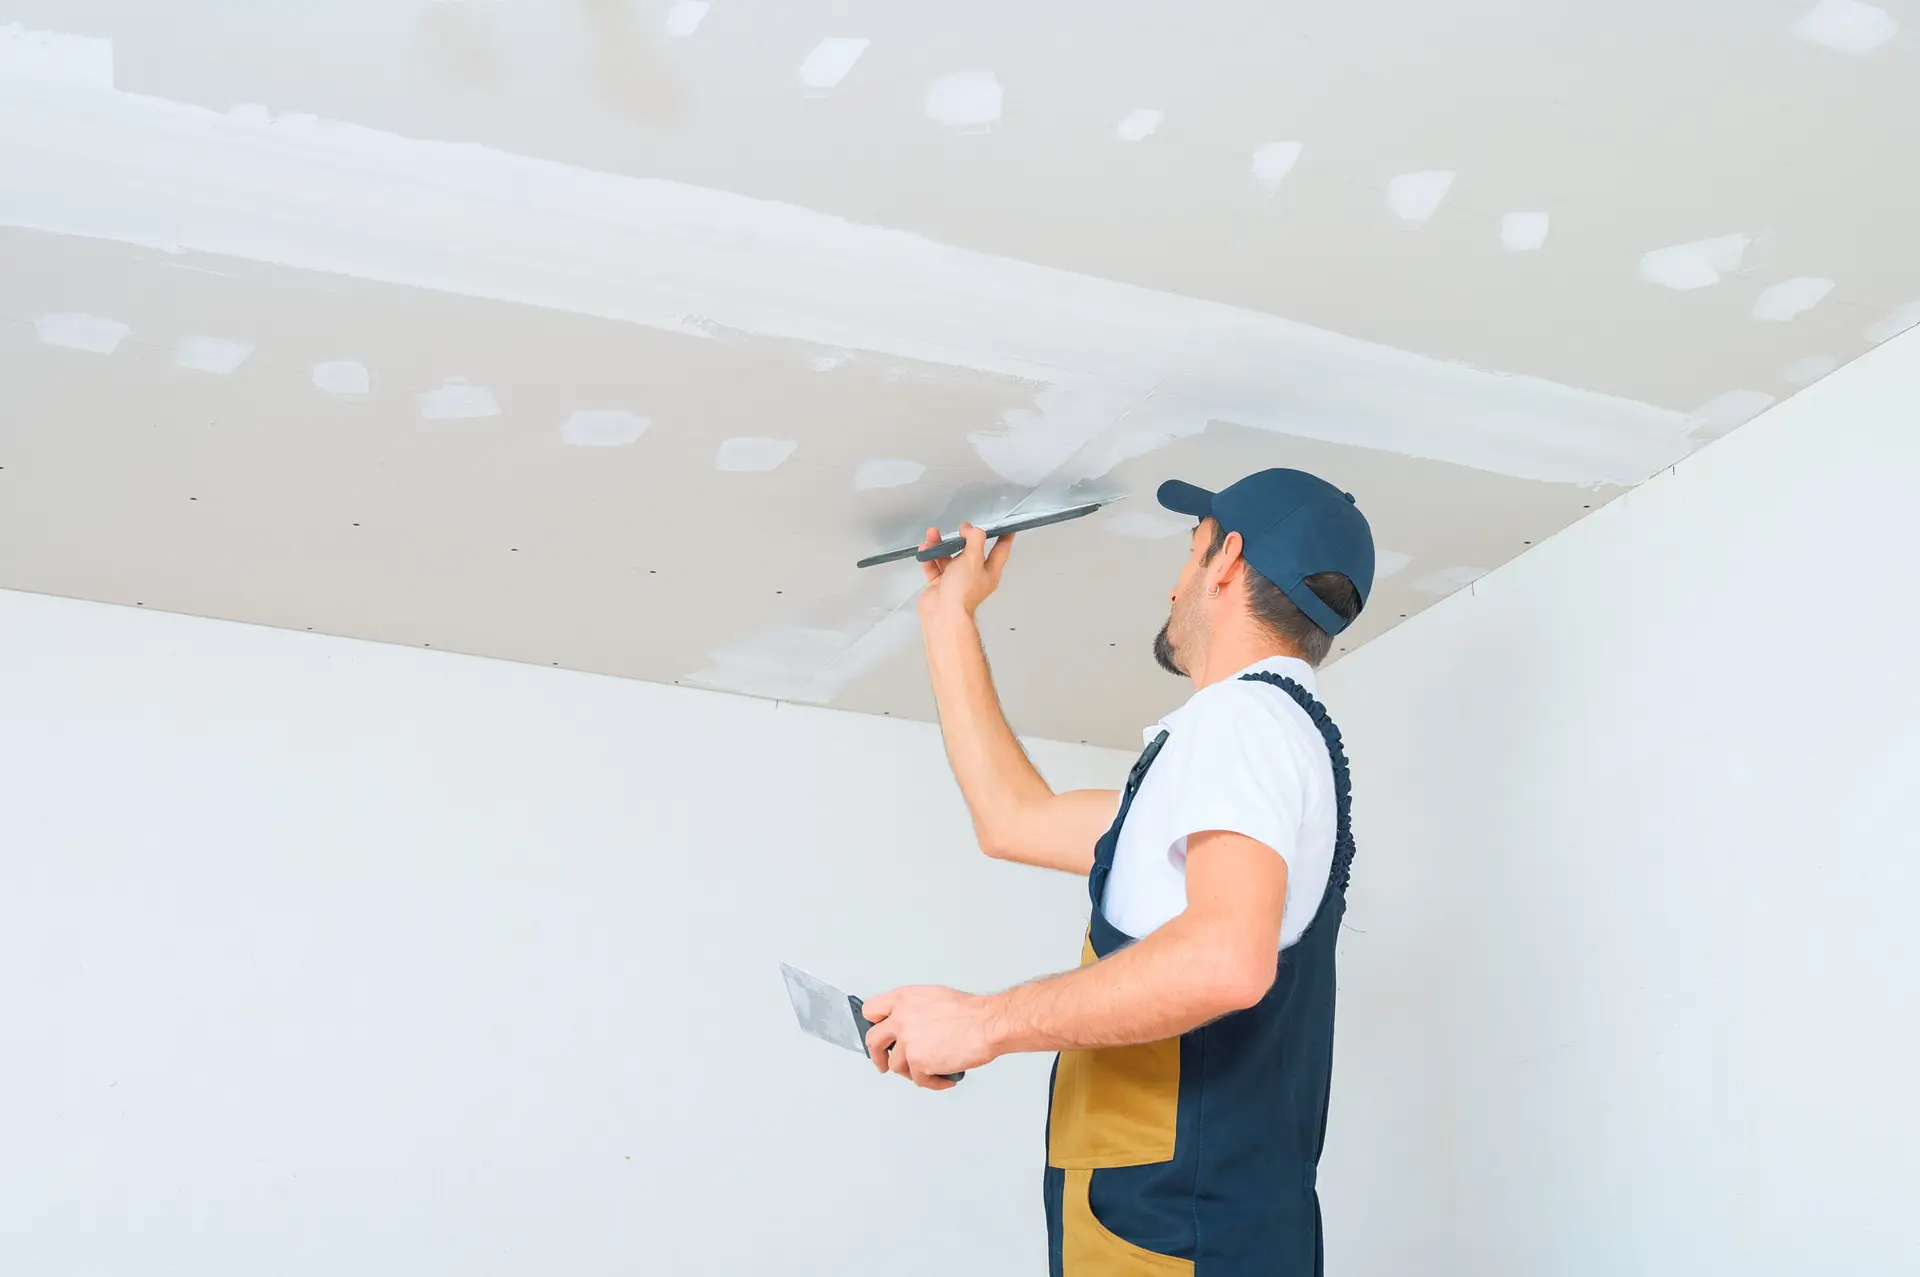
top-left (850, 996), bottom-right (966, 1083)
top-left (916, 535), bottom-right (967, 563)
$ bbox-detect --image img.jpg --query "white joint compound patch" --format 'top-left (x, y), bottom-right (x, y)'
top-left (418, 377), bottom-right (499, 419)
top-left (853, 459), bottom-right (924, 490)
top-left (1639, 235), bottom-right (1750, 290)
top-left (0, 36), bottom-right (1697, 487)
top-left (663, 2), bottom-right (709, 38)
top-left (1864, 301), bottom-right (1920, 345)
top-left (923, 71), bottom-right (1001, 131)
top-left (1690, 389), bottom-right (1775, 434)
top-left (561, 409), bottom-right (648, 447)
top-left (1414, 566), bottom-right (1486, 596)
top-left (1501, 212), bottom-right (1550, 252)
top-left (1116, 109), bottom-right (1163, 142)
top-left (1793, 1), bottom-right (1897, 55)
top-left (1751, 276), bottom-right (1834, 323)
top-left (1250, 142), bottom-right (1303, 192)
top-left (173, 335), bottom-right (254, 375)
top-left (1374, 549), bottom-right (1414, 579)
top-left (968, 384), bottom-right (1153, 487)
top-left (688, 569), bottom-right (923, 704)
top-left (1783, 354), bottom-right (1839, 386)
top-left (1386, 171), bottom-right (1455, 225)
top-left (312, 360), bottom-right (370, 396)
top-left (716, 437), bottom-right (797, 472)
top-left (34, 311), bottom-right (128, 353)
top-left (799, 38), bottom-right (868, 93)
top-left (0, 22), bottom-right (112, 87)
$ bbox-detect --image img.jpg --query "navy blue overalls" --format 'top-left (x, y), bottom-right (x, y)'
top-left (1043, 672), bottom-right (1356, 1276)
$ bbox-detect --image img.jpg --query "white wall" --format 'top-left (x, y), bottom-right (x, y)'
top-left (1318, 334), bottom-right (1920, 1275)
top-left (0, 593), bottom-right (1128, 1276)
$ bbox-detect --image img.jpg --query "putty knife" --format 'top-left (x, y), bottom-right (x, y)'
top-left (777, 961), bottom-right (965, 1082)
top-left (854, 496), bottom-right (1125, 569)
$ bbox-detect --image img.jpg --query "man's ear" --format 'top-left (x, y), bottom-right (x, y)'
top-left (1210, 530), bottom-right (1247, 588)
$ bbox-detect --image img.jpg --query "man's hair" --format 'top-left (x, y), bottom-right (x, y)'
top-left (1204, 521), bottom-right (1361, 666)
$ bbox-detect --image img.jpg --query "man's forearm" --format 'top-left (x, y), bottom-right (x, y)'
top-left (983, 915), bottom-right (1270, 1054)
top-left (922, 607), bottom-right (1054, 851)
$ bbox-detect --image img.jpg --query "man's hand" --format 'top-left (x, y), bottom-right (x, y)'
top-left (917, 524), bottom-right (1014, 624)
top-left (860, 985), bottom-right (1003, 1090)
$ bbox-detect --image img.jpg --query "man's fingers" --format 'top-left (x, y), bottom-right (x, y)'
top-left (985, 531), bottom-right (1015, 574)
top-left (864, 1021), bottom-right (897, 1073)
top-left (862, 990), bottom-right (894, 1020)
top-left (918, 528), bottom-right (943, 584)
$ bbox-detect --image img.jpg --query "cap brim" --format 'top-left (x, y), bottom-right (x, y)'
top-left (1156, 479), bottom-right (1215, 518)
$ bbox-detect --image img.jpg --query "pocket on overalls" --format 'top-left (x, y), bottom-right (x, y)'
top-left (1046, 937), bottom-right (1181, 1169)
top-left (1045, 937), bottom-right (1192, 1273)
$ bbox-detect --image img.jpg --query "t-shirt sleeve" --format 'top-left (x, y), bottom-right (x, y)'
top-left (1153, 692), bottom-right (1307, 873)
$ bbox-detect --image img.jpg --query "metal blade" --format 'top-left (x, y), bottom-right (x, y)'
top-left (856, 494), bottom-right (1127, 569)
top-left (778, 962), bottom-right (867, 1055)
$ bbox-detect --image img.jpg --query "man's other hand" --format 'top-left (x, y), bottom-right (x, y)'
top-left (860, 984), bottom-right (1003, 1090)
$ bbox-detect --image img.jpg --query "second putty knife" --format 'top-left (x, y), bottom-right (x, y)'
top-left (778, 961), bottom-right (965, 1082)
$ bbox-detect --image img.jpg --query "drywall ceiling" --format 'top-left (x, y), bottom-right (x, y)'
top-left (3, 1), bottom-right (1917, 747)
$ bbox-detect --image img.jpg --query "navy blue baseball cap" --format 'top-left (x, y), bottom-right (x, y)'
top-left (1157, 469), bottom-right (1375, 637)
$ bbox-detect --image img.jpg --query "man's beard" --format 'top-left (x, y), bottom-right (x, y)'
top-left (1153, 618), bottom-right (1185, 677)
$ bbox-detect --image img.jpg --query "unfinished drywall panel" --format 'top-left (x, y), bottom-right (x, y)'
top-left (0, 588), bottom-right (1130, 1276)
top-left (4, 4), bottom-right (1919, 745)
top-left (1314, 329), bottom-right (1920, 1274)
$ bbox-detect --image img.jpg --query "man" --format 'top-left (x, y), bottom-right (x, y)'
top-left (861, 468), bottom-right (1373, 1276)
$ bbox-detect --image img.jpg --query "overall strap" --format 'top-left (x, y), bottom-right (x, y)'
top-left (1128, 730), bottom-right (1170, 794)
top-left (1088, 728), bottom-right (1170, 901)
top-left (1237, 672), bottom-right (1356, 893)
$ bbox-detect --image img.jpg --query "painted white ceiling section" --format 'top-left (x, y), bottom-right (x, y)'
top-left (3, 4), bottom-right (1918, 746)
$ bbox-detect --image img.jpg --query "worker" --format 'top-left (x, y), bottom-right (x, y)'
top-left (861, 468), bottom-right (1374, 1276)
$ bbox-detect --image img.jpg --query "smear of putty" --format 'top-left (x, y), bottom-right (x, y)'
top-left (34, 311), bottom-right (128, 353)
top-left (1792, 1), bottom-right (1897, 56)
top-left (853, 459), bottom-right (924, 491)
top-left (1750, 276), bottom-right (1833, 323)
top-left (923, 71), bottom-right (1001, 131)
top-left (1690, 389), bottom-right (1775, 435)
top-left (716, 437), bottom-right (797, 472)
top-left (1783, 354), bottom-right (1839, 386)
top-left (0, 28), bottom-right (1695, 488)
top-left (1865, 301), bottom-right (1920, 346)
top-left (418, 377), bottom-right (499, 419)
top-left (663, 2), bottom-right (708, 38)
top-left (1639, 235), bottom-right (1750, 290)
top-left (799, 38), bottom-right (868, 93)
top-left (1250, 142), bottom-right (1303, 193)
top-left (0, 22), bottom-right (112, 86)
top-left (1386, 171), bottom-right (1455, 225)
top-left (1414, 566), bottom-right (1486, 597)
top-left (1116, 109), bottom-right (1163, 142)
top-left (1500, 212), bottom-right (1549, 252)
top-left (1374, 549), bottom-right (1414, 579)
top-left (687, 567), bottom-right (923, 703)
top-left (561, 409), bottom-right (648, 446)
top-left (173, 335), bottom-right (254, 375)
top-left (313, 360), bottom-right (370, 396)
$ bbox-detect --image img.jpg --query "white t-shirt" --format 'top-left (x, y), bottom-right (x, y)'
top-left (1098, 656), bottom-right (1338, 950)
